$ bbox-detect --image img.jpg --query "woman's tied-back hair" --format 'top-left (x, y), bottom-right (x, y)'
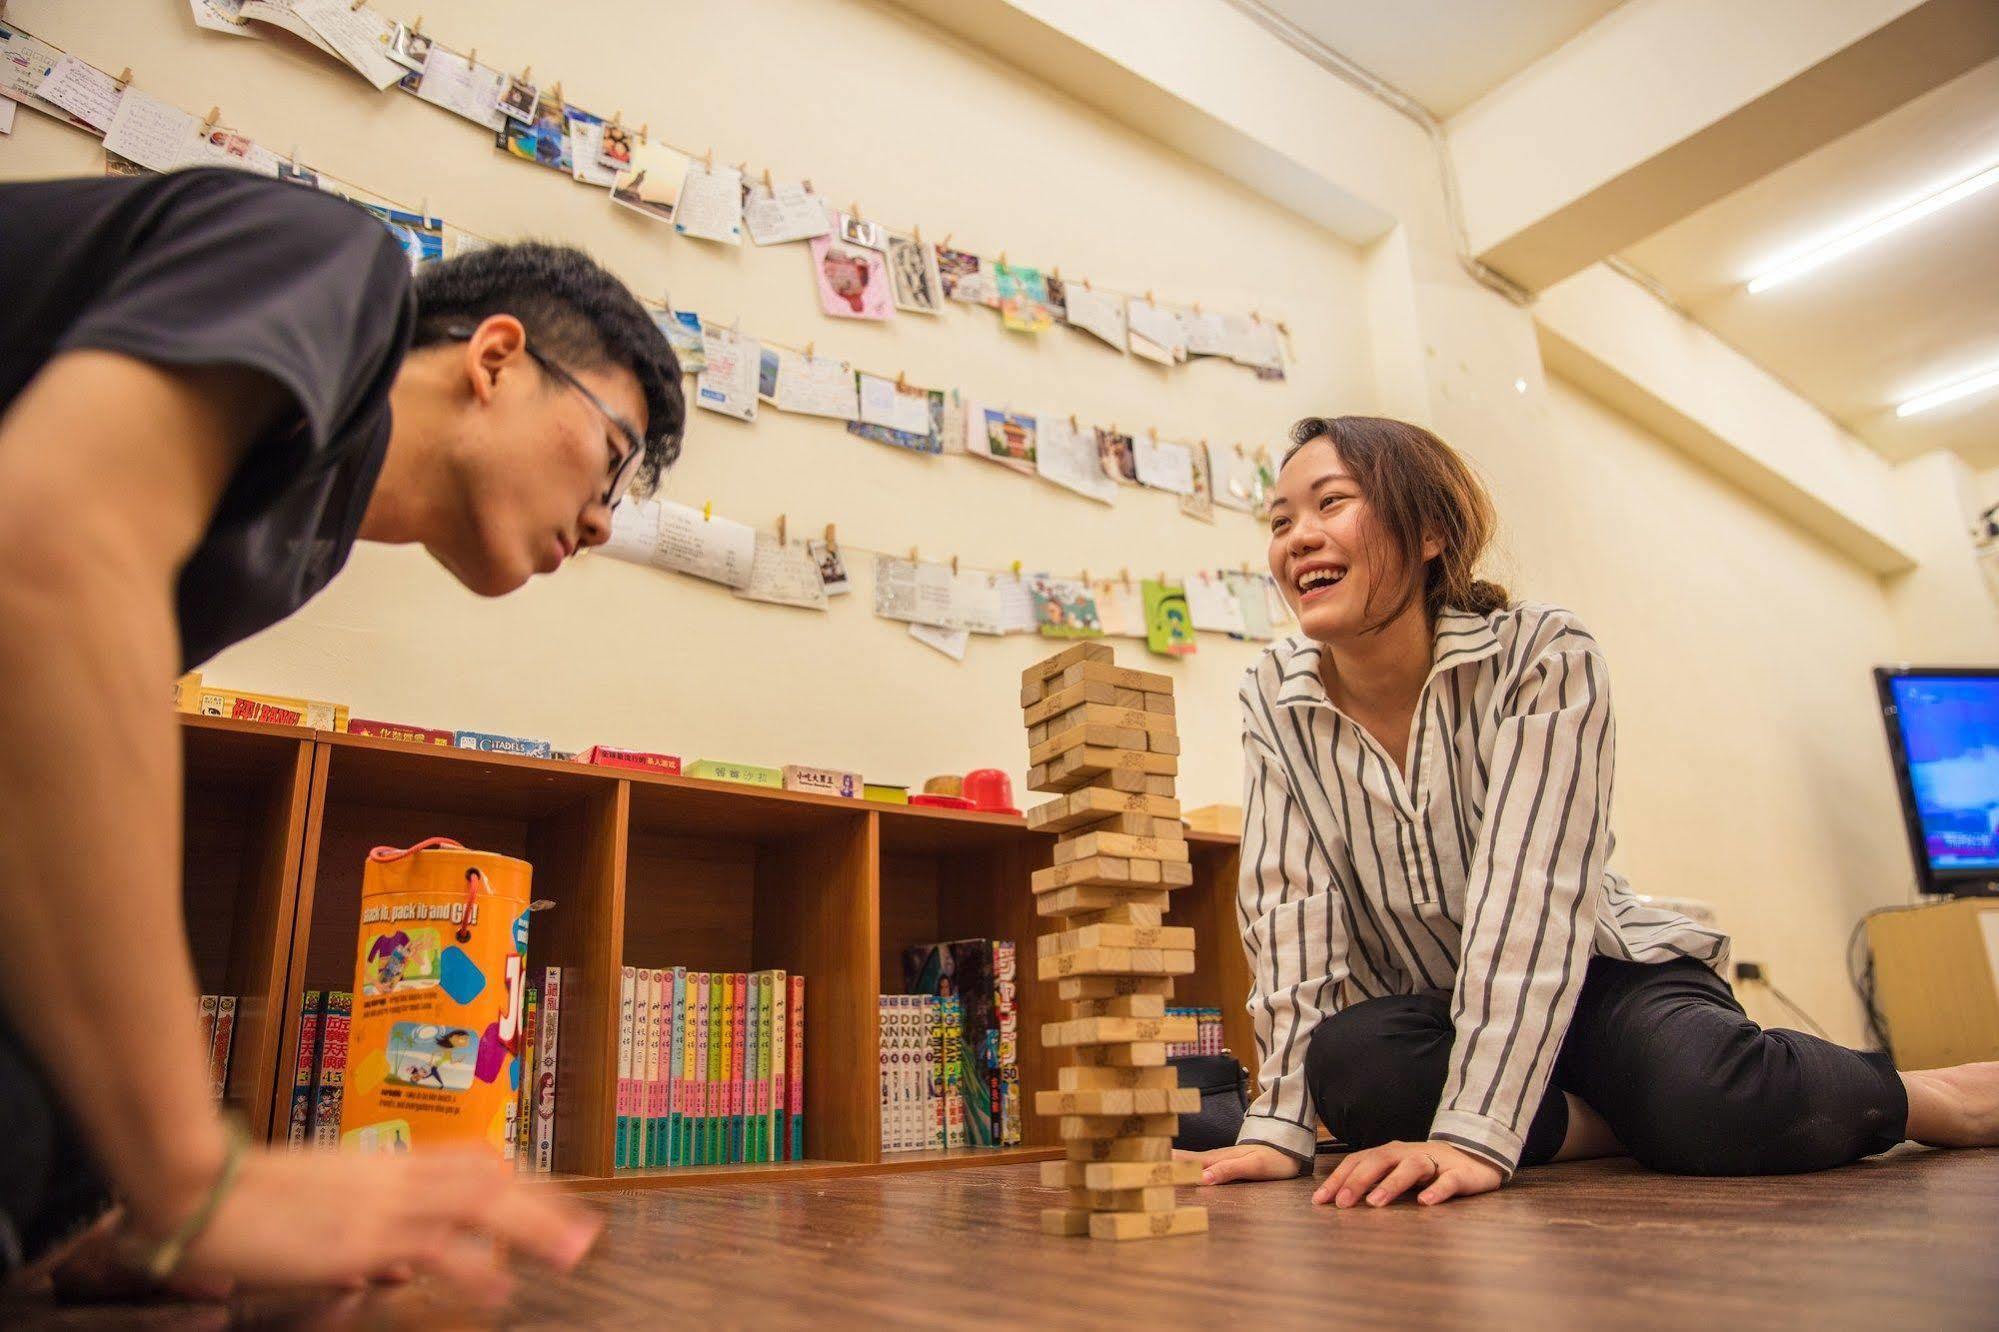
top-left (1280, 415), bottom-right (1508, 631)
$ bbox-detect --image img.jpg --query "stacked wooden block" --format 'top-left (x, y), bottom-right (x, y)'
top-left (1023, 642), bottom-right (1207, 1241)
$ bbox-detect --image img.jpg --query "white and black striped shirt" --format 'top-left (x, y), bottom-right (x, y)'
top-left (1234, 603), bottom-right (1729, 1175)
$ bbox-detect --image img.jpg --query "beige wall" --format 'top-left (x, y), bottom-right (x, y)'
top-left (3, 0), bottom-right (1983, 1043)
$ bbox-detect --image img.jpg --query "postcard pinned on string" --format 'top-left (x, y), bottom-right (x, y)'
top-left (675, 161), bottom-right (744, 244)
top-left (1062, 284), bottom-right (1127, 352)
top-left (996, 264), bottom-right (1054, 333)
top-left (733, 533), bottom-right (830, 611)
top-left (937, 248), bottom-right (998, 307)
top-left (885, 231), bottom-right (943, 315)
top-left (1143, 580), bottom-right (1196, 657)
top-left (696, 326), bottom-right (760, 422)
top-left (611, 139), bottom-right (691, 223)
top-left (812, 227), bottom-right (893, 320)
top-left (1134, 434), bottom-right (1196, 496)
top-left (1035, 418), bottom-right (1116, 505)
top-left (1030, 576), bottom-right (1102, 639)
top-left (652, 308), bottom-right (705, 372)
top-left (743, 178), bottom-right (831, 245)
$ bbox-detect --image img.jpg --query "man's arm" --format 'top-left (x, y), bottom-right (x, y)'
top-left (0, 348), bottom-right (284, 1235)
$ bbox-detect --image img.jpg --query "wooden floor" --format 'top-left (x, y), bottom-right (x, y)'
top-left (9, 1146), bottom-right (1998, 1328)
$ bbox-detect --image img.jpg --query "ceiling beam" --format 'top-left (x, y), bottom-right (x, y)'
top-left (1451, 0), bottom-right (1999, 293)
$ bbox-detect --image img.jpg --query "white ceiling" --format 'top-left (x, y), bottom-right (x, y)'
top-left (1622, 58), bottom-right (1999, 469)
top-left (1251, 0), bottom-right (1627, 118)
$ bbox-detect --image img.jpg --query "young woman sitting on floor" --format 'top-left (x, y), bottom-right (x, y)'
top-left (1185, 415), bottom-right (1999, 1207)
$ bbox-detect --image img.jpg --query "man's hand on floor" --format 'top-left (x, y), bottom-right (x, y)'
top-left (1314, 1140), bottom-right (1503, 1208)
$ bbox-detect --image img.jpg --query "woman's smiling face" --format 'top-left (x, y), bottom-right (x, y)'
top-left (1266, 438), bottom-right (1400, 642)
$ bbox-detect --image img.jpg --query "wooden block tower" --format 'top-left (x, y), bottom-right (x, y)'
top-left (1021, 642), bottom-right (1208, 1241)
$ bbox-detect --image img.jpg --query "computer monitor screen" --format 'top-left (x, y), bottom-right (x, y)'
top-left (1878, 669), bottom-right (1999, 891)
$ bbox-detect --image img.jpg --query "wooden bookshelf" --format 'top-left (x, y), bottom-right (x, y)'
top-left (179, 714), bottom-right (1246, 1190)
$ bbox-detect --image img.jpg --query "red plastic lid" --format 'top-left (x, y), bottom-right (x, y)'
top-left (960, 767), bottom-right (1019, 815)
top-left (909, 793), bottom-right (976, 809)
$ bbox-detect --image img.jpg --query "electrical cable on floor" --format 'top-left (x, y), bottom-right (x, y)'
top-left (1761, 982), bottom-right (1832, 1041)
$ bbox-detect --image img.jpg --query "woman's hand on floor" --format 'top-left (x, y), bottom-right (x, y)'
top-left (1178, 1143), bottom-right (1303, 1185)
top-left (1313, 1140), bottom-right (1503, 1208)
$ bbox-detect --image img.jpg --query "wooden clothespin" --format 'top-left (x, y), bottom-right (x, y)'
top-left (803, 178), bottom-right (814, 193)
top-left (703, 146), bottom-right (714, 171)
top-left (1082, 569), bottom-right (1091, 587)
top-left (350, 0), bottom-right (365, 11)
top-left (1234, 442), bottom-right (1246, 457)
top-left (1068, 413), bottom-right (1079, 431)
top-left (520, 65), bottom-right (532, 83)
top-left (996, 250), bottom-right (1008, 270)
top-left (913, 223), bottom-right (923, 243)
top-left (1145, 289), bottom-right (1156, 306)
top-left (702, 500), bottom-right (714, 522)
top-left (895, 371), bottom-right (908, 391)
top-left (1011, 559), bottom-right (1023, 577)
top-left (824, 522), bottom-right (838, 549)
top-left (777, 514), bottom-right (788, 545)
top-left (909, 546), bottom-right (920, 563)
top-left (115, 67), bottom-right (134, 90)
top-left (1120, 568), bottom-right (1132, 588)
top-left (411, 15), bottom-right (423, 35)
top-left (942, 233), bottom-right (953, 250)
top-left (849, 201), bottom-right (862, 222)
top-left (550, 81), bottom-right (564, 104)
top-left (1051, 266), bottom-right (1062, 282)
top-left (951, 554), bottom-right (960, 575)
top-left (1148, 427), bottom-right (1158, 442)
top-left (804, 341), bottom-right (815, 360)
top-left (1081, 277), bottom-right (1092, 291)
top-left (1239, 562), bottom-right (1251, 577)
top-left (762, 166), bottom-right (774, 190)
top-left (468, 47), bottom-right (477, 66)
top-left (1193, 301), bottom-right (1203, 316)
top-left (1156, 571), bottom-right (1166, 586)
top-left (199, 106), bottom-right (221, 135)
top-left (639, 121), bottom-right (649, 144)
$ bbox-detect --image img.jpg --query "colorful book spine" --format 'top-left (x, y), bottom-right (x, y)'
top-left (582, 745), bottom-right (682, 774)
top-left (941, 995), bottom-right (966, 1149)
top-left (768, 971), bottom-right (787, 1165)
top-left (534, 966), bottom-right (561, 1174)
top-left (669, 968), bottom-right (686, 1166)
top-left (346, 719), bottom-right (454, 745)
top-left (995, 941), bottom-right (1020, 1147)
top-left (198, 996), bottom-right (220, 1096)
top-left (744, 973), bottom-right (762, 1163)
top-left (788, 975), bottom-right (805, 1160)
top-left (641, 970), bottom-right (660, 1167)
top-left (650, 968), bottom-right (672, 1168)
top-left (731, 971), bottom-right (748, 1163)
top-left (208, 995), bottom-right (237, 1103)
top-left (195, 686), bottom-right (348, 731)
top-left (312, 992), bottom-right (352, 1150)
top-left (703, 964), bottom-right (719, 1160)
top-left (878, 996), bottom-right (892, 1153)
top-left (680, 973), bottom-right (702, 1166)
top-left (288, 991), bottom-right (322, 1149)
top-left (515, 984), bottom-right (538, 1166)
top-left (616, 966), bottom-right (636, 1169)
top-left (454, 729), bottom-right (554, 759)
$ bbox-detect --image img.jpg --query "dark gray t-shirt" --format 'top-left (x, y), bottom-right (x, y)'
top-left (0, 168), bottom-right (415, 670)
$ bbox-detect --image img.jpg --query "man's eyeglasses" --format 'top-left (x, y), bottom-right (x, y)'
top-left (440, 325), bottom-right (645, 508)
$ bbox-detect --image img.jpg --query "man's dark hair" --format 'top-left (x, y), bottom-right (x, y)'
top-left (412, 242), bottom-right (684, 490)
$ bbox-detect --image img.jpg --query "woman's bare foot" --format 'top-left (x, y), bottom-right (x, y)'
top-left (1901, 1062), bottom-right (1999, 1147)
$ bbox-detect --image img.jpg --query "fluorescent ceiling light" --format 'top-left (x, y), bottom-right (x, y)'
top-left (1897, 360), bottom-right (1999, 418)
top-left (1746, 161), bottom-right (1999, 294)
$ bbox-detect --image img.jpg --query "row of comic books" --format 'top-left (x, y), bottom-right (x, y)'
top-left (1165, 1007), bottom-right (1227, 1058)
top-left (196, 994), bottom-right (239, 1104)
top-left (287, 991), bottom-right (351, 1149)
top-left (615, 968), bottom-right (805, 1169)
top-left (512, 967), bottom-right (563, 1172)
top-left (897, 939), bottom-right (1021, 1148)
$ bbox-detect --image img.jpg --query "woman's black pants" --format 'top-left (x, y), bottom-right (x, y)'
top-left (1305, 956), bottom-right (1908, 1174)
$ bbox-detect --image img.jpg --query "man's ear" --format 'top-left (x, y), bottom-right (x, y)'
top-left (463, 314), bottom-right (528, 404)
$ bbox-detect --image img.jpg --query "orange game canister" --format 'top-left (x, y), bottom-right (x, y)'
top-left (339, 837), bottom-right (533, 1156)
